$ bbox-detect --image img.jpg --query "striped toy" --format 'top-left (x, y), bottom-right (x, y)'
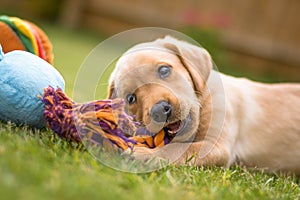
top-left (0, 15), bottom-right (53, 64)
top-left (42, 86), bottom-right (175, 151)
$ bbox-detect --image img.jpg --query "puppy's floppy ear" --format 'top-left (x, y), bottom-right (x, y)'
top-left (162, 36), bottom-right (212, 95)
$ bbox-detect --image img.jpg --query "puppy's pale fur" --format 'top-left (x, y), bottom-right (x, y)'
top-left (108, 36), bottom-right (300, 175)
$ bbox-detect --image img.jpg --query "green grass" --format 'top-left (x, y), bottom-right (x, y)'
top-left (0, 24), bottom-right (299, 200)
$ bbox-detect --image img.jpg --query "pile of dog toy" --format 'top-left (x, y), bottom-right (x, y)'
top-left (0, 15), bottom-right (174, 151)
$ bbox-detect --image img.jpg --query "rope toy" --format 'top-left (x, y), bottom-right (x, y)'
top-left (42, 86), bottom-right (175, 151)
top-left (0, 15), bottom-right (53, 64)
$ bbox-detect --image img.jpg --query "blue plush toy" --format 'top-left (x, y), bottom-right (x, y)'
top-left (0, 45), bottom-right (65, 128)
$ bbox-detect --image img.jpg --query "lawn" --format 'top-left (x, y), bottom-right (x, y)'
top-left (0, 23), bottom-right (299, 200)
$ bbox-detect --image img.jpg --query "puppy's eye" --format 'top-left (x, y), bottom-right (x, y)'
top-left (126, 93), bottom-right (136, 104)
top-left (158, 65), bottom-right (171, 79)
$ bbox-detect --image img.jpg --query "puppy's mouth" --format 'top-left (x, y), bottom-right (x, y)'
top-left (165, 121), bottom-right (182, 135)
top-left (164, 113), bottom-right (191, 136)
top-left (136, 112), bottom-right (191, 137)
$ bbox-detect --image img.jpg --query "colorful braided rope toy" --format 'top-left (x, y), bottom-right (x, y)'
top-left (0, 15), bottom-right (53, 64)
top-left (42, 86), bottom-right (175, 151)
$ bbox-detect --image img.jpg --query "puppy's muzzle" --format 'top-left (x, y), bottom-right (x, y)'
top-left (150, 101), bottom-right (172, 123)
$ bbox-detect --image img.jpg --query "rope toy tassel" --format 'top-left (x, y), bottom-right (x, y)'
top-left (42, 86), bottom-right (174, 151)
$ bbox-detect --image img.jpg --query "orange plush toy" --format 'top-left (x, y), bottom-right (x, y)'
top-left (0, 15), bottom-right (53, 64)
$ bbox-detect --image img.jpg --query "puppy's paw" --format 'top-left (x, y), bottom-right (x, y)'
top-left (131, 147), bottom-right (169, 167)
top-left (131, 147), bottom-right (158, 160)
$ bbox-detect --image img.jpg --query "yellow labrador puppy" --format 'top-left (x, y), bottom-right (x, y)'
top-left (108, 36), bottom-right (300, 174)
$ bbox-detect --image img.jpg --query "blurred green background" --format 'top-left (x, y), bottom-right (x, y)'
top-left (1, 0), bottom-right (300, 89)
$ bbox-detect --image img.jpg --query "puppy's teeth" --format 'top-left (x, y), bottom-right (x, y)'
top-left (167, 130), bottom-right (176, 134)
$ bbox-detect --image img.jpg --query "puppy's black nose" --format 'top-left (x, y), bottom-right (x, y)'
top-left (150, 101), bottom-right (172, 123)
